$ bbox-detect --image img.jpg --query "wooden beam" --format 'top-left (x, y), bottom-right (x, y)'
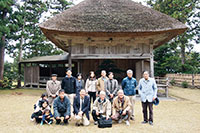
top-left (149, 39), bottom-right (154, 77)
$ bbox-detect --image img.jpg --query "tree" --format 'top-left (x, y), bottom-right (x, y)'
top-left (48, 0), bottom-right (73, 15)
top-left (4, 0), bottom-right (73, 88)
top-left (147, 0), bottom-right (200, 72)
top-left (0, 0), bottom-right (15, 87)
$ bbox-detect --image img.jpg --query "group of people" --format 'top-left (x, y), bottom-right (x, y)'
top-left (31, 69), bottom-right (158, 127)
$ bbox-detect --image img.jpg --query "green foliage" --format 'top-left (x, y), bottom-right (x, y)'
top-left (6, 0), bottom-right (64, 59)
top-left (170, 78), bottom-right (176, 86)
top-left (181, 81), bottom-right (188, 88)
top-left (48, 0), bottom-right (73, 15)
top-left (0, 61), bottom-right (18, 89)
top-left (0, 0), bottom-right (15, 45)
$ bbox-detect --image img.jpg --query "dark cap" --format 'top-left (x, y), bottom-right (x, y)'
top-left (153, 98), bottom-right (159, 106)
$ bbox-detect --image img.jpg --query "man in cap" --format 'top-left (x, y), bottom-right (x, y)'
top-left (138, 71), bottom-right (158, 125)
top-left (46, 74), bottom-right (61, 106)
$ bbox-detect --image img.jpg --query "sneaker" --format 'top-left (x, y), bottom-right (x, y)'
top-left (141, 121), bottom-right (148, 124)
top-left (118, 119), bottom-right (122, 124)
top-left (75, 123), bottom-right (80, 126)
top-left (125, 120), bottom-right (130, 126)
top-left (149, 121), bottom-right (153, 126)
top-left (130, 116), bottom-right (135, 121)
top-left (48, 121), bottom-right (53, 125)
top-left (94, 121), bottom-right (98, 125)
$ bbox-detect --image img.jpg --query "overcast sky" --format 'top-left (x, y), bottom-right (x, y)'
top-left (5, 0), bottom-right (199, 62)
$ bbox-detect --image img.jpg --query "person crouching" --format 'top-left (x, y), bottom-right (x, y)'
top-left (92, 91), bottom-right (111, 125)
top-left (111, 90), bottom-right (131, 126)
top-left (73, 89), bottom-right (90, 126)
top-left (53, 89), bottom-right (71, 125)
top-left (40, 108), bottom-right (53, 125)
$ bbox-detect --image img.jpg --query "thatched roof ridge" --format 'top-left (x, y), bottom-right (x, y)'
top-left (39, 0), bottom-right (187, 33)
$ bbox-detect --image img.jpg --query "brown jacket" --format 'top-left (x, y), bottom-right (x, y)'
top-left (93, 97), bottom-right (111, 118)
top-left (112, 95), bottom-right (131, 115)
top-left (96, 77), bottom-right (108, 92)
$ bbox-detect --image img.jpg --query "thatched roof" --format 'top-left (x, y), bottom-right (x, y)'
top-left (20, 55), bottom-right (68, 63)
top-left (40, 0), bottom-right (187, 33)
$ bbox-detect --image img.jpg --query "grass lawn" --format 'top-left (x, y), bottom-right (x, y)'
top-left (0, 86), bottom-right (200, 133)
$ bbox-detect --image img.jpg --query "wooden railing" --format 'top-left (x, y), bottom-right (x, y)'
top-left (155, 77), bottom-right (169, 97)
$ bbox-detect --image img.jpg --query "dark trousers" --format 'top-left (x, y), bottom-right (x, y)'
top-left (55, 112), bottom-right (70, 124)
top-left (55, 118), bottom-right (69, 124)
top-left (92, 110), bottom-right (101, 122)
top-left (88, 92), bottom-right (96, 111)
top-left (142, 101), bottom-right (153, 122)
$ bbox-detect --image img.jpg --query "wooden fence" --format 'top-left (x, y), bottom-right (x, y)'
top-left (166, 74), bottom-right (200, 88)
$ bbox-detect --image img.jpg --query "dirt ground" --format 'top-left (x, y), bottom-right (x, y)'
top-left (0, 87), bottom-right (200, 133)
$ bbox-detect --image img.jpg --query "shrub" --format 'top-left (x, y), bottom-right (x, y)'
top-left (181, 81), bottom-right (188, 88)
top-left (170, 78), bottom-right (176, 86)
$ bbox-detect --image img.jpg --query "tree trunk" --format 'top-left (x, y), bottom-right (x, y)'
top-left (17, 2), bottom-right (27, 88)
top-left (0, 39), bottom-right (5, 87)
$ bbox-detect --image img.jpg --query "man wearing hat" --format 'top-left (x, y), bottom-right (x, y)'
top-left (138, 71), bottom-right (158, 125)
top-left (46, 74), bottom-right (61, 106)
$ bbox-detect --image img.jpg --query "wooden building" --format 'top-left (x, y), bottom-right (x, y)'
top-left (21, 0), bottom-right (187, 88)
top-left (20, 54), bottom-right (78, 88)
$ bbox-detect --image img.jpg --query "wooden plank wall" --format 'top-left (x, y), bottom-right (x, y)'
top-left (24, 66), bottom-right (39, 85)
top-left (71, 43), bottom-right (150, 55)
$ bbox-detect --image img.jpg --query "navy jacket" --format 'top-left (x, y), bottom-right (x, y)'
top-left (122, 77), bottom-right (138, 96)
top-left (53, 96), bottom-right (71, 118)
top-left (61, 76), bottom-right (77, 94)
top-left (73, 95), bottom-right (90, 120)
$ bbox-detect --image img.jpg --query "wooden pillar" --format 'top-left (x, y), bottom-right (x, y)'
top-left (68, 39), bottom-right (72, 70)
top-left (50, 63), bottom-right (52, 76)
top-left (77, 61), bottom-right (80, 73)
top-left (149, 39), bottom-right (154, 77)
top-left (30, 63), bottom-right (33, 88)
top-left (24, 63), bottom-right (27, 87)
top-left (141, 60), bottom-right (144, 77)
top-left (17, 63), bottom-right (22, 88)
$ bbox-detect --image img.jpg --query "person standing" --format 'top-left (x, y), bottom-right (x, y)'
top-left (46, 74), bottom-right (61, 106)
top-left (73, 89), bottom-right (90, 126)
top-left (106, 72), bottom-right (118, 103)
top-left (53, 89), bottom-right (71, 125)
top-left (138, 71), bottom-right (158, 126)
top-left (76, 73), bottom-right (85, 96)
top-left (96, 70), bottom-right (108, 94)
top-left (85, 71), bottom-right (97, 111)
top-left (61, 69), bottom-right (77, 116)
top-left (121, 69), bottom-right (137, 120)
